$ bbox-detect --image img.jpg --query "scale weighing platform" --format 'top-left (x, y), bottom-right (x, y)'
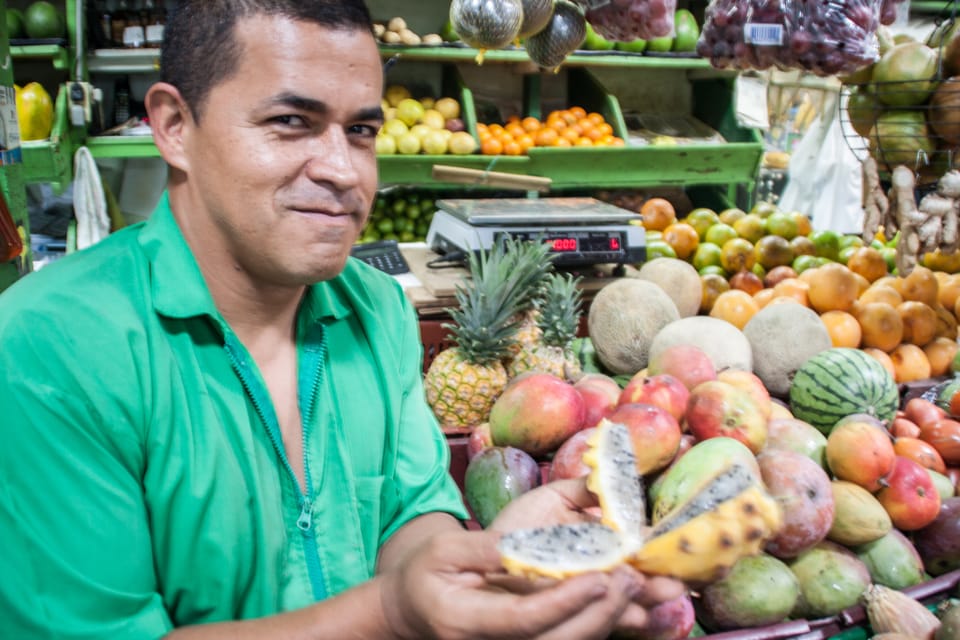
top-left (425, 197), bottom-right (646, 267)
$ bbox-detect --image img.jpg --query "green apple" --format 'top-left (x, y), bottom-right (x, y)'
top-left (615, 38), bottom-right (647, 53)
top-left (647, 36), bottom-right (674, 53)
top-left (583, 23), bottom-right (615, 51)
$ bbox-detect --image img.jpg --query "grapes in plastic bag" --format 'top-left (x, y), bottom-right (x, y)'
top-left (879, 0), bottom-right (907, 26)
top-left (695, 0), bottom-right (882, 77)
top-left (575, 0), bottom-right (676, 42)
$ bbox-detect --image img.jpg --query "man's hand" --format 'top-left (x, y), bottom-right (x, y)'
top-left (380, 527), bottom-right (645, 640)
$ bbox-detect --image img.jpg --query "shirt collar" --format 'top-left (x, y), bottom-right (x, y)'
top-left (138, 191), bottom-right (352, 325)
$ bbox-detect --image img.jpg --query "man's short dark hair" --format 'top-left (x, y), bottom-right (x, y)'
top-left (160, 0), bottom-right (374, 122)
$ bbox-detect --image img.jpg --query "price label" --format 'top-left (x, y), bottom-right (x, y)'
top-left (744, 23), bottom-right (784, 46)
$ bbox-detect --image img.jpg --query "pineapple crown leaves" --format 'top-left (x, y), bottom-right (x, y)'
top-left (537, 271), bottom-right (583, 348)
top-left (441, 238), bottom-right (550, 364)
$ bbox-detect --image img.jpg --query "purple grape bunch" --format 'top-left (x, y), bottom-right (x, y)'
top-left (696, 0), bottom-right (883, 77)
top-left (580, 0), bottom-right (677, 42)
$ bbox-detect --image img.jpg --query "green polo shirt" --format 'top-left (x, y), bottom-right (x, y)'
top-left (0, 193), bottom-right (468, 639)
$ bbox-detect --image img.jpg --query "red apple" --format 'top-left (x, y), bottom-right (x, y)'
top-left (489, 372), bottom-right (586, 458)
top-left (716, 369), bottom-right (772, 420)
top-left (825, 418), bottom-right (895, 492)
top-left (876, 455), bottom-right (942, 531)
top-left (758, 448), bottom-right (835, 559)
top-left (608, 403), bottom-right (682, 476)
top-left (618, 372), bottom-right (690, 422)
top-left (648, 344), bottom-right (717, 391)
top-left (467, 422), bottom-right (493, 461)
top-left (548, 428), bottom-right (596, 481)
top-left (685, 381), bottom-right (768, 454)
top-left (573, 373), bottom-right (621, 428)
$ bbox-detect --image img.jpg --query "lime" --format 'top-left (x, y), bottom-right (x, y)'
top-left (718, 207), bottom-right (746, 226)
top-left (6, 9), bottom-right (24, 39)
top-left (792, 254), bottom-right (820, 274)
top-left (790, 235), bottom-right (816, 257)
top-left (698, 264), bottom-right (728, 277)
top-left (692, 242), bottom-right (723, 271)
top-left (685, 208), bottom-right (720, 240)
top-left (645, 230), bottom-right (662, 243)
top-left (838, 246), bottom-right (858, 264)
top-left (720, 237), bottom-right (756, 273)
top-left (870, 239), bottom-right (885, 251)
top-left (765, 211), bottom-right (799, 240)
top-left (751, 201), bottom-right (779, 218)
top-left (809, 229), bottom-right (841, 261)
top-left (751, 262), bottom-right (766, 279)
top-left (377, 218), bottom-right (395, 235)
top-left (23, 1), bottom-right (63, 39)
top-left (880, 247), bottom-right (897, 272)
top-left (733, 214), bottom-right (766, 244)
top-left (645, 240), bottom-right (677, 261)
top-left (704, 223), bottom-right (738, 247)
top-left (838, 234), bottom-right (864, 251)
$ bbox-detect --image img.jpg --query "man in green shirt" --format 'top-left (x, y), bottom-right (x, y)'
top-left (0, 1), bottom-right (681, 638)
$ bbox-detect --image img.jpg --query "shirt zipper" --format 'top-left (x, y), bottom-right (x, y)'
top-left (224, 327), bottom-right (328, 601)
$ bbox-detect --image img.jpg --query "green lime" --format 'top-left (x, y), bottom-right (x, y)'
top-left (377, 218), bottom-right (395, 235)
top-left (751, 201), bottom-right (779, 218)
top-left (645, 230), bottom-right (663, 243)
top-left (838, 245), bottom-right (858, 264)
top-left (685, 208), bottom-right (720, 240)
top-left (704, 223), bottom-right (738, 247)
top-left (838, 234), bottom-right (864, 251)
top-left (615, 38), bottom-right (647, 53)
top-left (790, 235), bottom-right (816, 256)
top-left (692, 242), bottom-right (723, 271)
top-left (870, 239), bottom-right (885, 251)
top-left (751, 262), bottom-right (766, 279)
top-left (718, 207), bottom-right (747, 226)
top-left (765, 211), bottom-right (799, 240)
top-left (698, 264), bottom-right (728, 277)
top-left (809, 229), bottom-right (840, 261)
top-left (880, 247), bottom-right (897, 272)
top-left (792, 254), bottom-right (820, 274)
top-left (645, 240), bottom-right (677, 261)
top-left (733, 214), bottom-right (766, 244)
top-left (23, 1), bottom-right (63, 39)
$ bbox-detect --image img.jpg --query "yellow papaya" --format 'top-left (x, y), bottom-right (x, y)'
top-left (15, 82), bottom-right (53, 141)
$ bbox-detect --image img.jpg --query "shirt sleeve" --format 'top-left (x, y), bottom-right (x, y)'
top-left (378, 297), bottom-right (469, 546)
top-left (0, 319), bottom-right (173, 640)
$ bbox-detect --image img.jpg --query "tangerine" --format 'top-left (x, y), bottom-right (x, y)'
top-left (662, 222), bottom-right (700, 260)
top-left (720, 237), bottom-right (756, 273)
top-left (640, 198), bottom-right (677, 232)
top-left (863, 347), bottom-right (897, 379)
top-left (685, 208), bottom-right (721, 239)
top-left (889, 343), bottom-right (932, 383)
top-left (569, 106), bottom-right (587, 119)
top-left (709, 289), bottom-right (760, 330)
top-left (534, 128), bottom-right (559, 146)
top-left (859, 284), bottom-right (902, 307)
top-left (897, 301), bottom-right (938, 346)
top-left (700, 273), bottom-right (730, 314)
top-left (480, 137), bottom-right (503, 155)
top-left (856, 302), bottom-right (904, 352)
top-left (847, 247), bottom-right (888, 282)
top-left (553, 137), bottom-right (572, 147)
top-left (820, 310), bottom-right (863, 348)
top-left (521, 116), bottom-right (541, 132)
top-left (806, 263), bottom-right (860, 313)
top-left (772, 278), bottom-right (810, 307)
top-left (924, 336), bottom-right (959, 376)
top-left (900, 266), bottom-right (939, 306)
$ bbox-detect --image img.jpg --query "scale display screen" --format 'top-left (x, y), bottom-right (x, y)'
top-left (499, 230), bottom-right (627, 258)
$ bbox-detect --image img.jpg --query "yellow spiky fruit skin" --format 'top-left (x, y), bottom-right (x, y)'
top-left (424, 347), bottom-right (508, 429)
top-left (629, 485), bottom-right (783, 585)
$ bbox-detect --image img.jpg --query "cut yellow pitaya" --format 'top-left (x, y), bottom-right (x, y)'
top-left (583, 420), bottom-right (645, 541)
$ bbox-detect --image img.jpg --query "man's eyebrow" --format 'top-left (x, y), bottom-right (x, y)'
top-left (263, 93), bottom-right (384, 122)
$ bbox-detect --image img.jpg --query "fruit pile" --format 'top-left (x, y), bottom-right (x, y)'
top-left (360, 189), bottom-right (436, 244)
top-left (372, 16), bottom-right (443, 46)
top-left (583, 0), bottom-right (677, 43)
top-left (637, 197), bottom-right (960, 385)
top-left (844, 23), bottom-right (960, 179)
top-left (376, 85), bottom-right (476, 156)
top-left (581, 8), bottom-right (700, 55)
top-left (476, 107), bottom-right (624, 155)
top-left (6, 1), bottom-right (65, 40)
top-left (696, 0), bottom-right (883, 76)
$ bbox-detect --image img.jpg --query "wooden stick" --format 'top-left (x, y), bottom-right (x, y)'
top-left (431, 164), bottom-right (552, 192)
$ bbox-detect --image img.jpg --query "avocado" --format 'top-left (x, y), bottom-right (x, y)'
top-left (673, 9), bottom-right (699, 52)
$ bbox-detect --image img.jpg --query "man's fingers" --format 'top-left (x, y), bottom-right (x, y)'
top-left (633, 575), bottom-right (685, 608)
top-left (533, 568), bottom-right (640, 640)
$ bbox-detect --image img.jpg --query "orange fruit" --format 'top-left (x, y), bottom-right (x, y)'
top-left (855, 302), bottom-right (904, 352)
top-left (790, 211), bottom-right (813, 237)
top-left (534, 128), bottom-right (558, 147)
top-left (753, 288), bottom-right (777, 308)
top-left (720, 238), bottom-right (756, 273)
top-left (574, 137), bottom-right (593, 147)
top-left (889, 343), bottom-right (932, 383)
top-left (700, 273), bottom-right (731, 314)
top-left (560, 110), bottom-right (578, 125)
top-left (569, 106), bottom-right (587, 119)
top-left (587, 112), bottom-right (605, 125)
top-left (863, 347), bottom-right (898, 379)
top-left (924, 336), bottom-right (959, 376)
top-left (640, 198), bottom-right (677, 232)
top-left (773, 278), bottom-right (810, 307)
top-left (553, 137), bottom-right (572, 147)
top-left (502, 140), bottom-right (523, 156)
top-left (505, 122), bottom-right (525, 138)
top-left (934, 303), bottom-right (958, 339)
top-left (609, 137), bottom-right (625, 146)
top-left (561, 128), bottom-right (580, 143)
top-left (548, 118), bottom-right (568, 133)
top-left (709, 289), bottom-right (760, 330)
top-left (897, 301), bottom-right (938, 346)
top-left (938, 274), bottom-right (960, 310)
top-left (481, 137), bottom-right (503, 155)
top-left (487, 123), bottom-right (505, 136)
top-left (521, 116), bottom-right (541, 132)
top-left (847, 247), bottom-right (888, 283)
top-left (662, 223), bottom-right (700, 260)
top-left (899, 266), bottom-right (939, 306)
top-left (820, 310), bottom-right (862, 348)
top-left (806, 263), bottom-right (860, 313)
top-left (859, 285), bottom-right (903, 307)
top-left (516, 134), bottom-right (535, 152)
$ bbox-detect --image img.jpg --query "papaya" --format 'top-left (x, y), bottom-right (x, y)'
top-left (872, 42), bottom-right (939, 107)
top-left (869, 110), bottom-right (935, 170)
top-left (15, 82), bottom-right (53, 141)
top-left (826, 480), bottom-right (891, 546)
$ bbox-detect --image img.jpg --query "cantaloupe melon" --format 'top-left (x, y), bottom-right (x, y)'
top-left (742, 301), bottom-right (832, 398)
top-left (648, 316), bottom-right (753, 373)
top-left (588, 279), bottom-right (680, 375)
top-left (635, 257), bottom-right (702, 317)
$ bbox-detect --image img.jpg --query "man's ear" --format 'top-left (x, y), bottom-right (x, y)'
top-left (145, 82), bottom-right (191, 172)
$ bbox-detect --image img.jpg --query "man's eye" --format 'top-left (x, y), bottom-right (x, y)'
top-left (350, 124), bottom-right (379, 137)
top-left (271, 115), bottom-right (307, 127)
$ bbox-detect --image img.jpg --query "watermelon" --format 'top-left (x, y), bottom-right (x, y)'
top-left (789, 348), bottom-right (899, 435)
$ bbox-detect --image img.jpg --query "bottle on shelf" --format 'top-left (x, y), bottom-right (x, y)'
top-left (110, 0), bottom-right (129, 47)
top-left (88, 0), bottom-right (114, 48)
top-left (144, 0), bottom-right (165, 47)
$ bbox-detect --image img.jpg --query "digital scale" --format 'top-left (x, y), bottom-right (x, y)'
top-left (425, 197), bottom-right (646, 267)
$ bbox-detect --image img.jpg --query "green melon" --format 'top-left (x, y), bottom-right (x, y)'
top-left (789, 348), bottom-right (899, 435)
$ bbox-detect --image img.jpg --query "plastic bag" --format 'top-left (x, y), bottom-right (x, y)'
top-left (579, 0), bottom-right (676, 42)
top-left (780, 98), bottom-right (865, 235)
top-left (696, 0), bottom-right (883, 77)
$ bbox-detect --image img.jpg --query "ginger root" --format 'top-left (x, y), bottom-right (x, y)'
top-left (889, 166), bottom-right (924, 276)
top-left (862, 157), bottom-right (890, 244)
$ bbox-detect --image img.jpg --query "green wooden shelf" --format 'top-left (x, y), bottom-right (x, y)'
top-left (11, 44), bottom-right (70, 70)
top-left (21, 140), bottom-right (71, 185)
top-left (910, 1), bottom-right (957, 14)
top-left (378, 45), bottom-right (725, 71)
top-left (85, 135), bottom-right (161, 159)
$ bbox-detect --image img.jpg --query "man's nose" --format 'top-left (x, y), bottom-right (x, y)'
top-left (305, 126), bottom-right (361, 190)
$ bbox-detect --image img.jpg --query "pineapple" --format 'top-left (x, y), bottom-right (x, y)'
top-left (503, 238), bottom-right (556, 357)
top-left (507, 271), bottom-right (583, 380)
top-left (424, 237), bottom-right (545, 430)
